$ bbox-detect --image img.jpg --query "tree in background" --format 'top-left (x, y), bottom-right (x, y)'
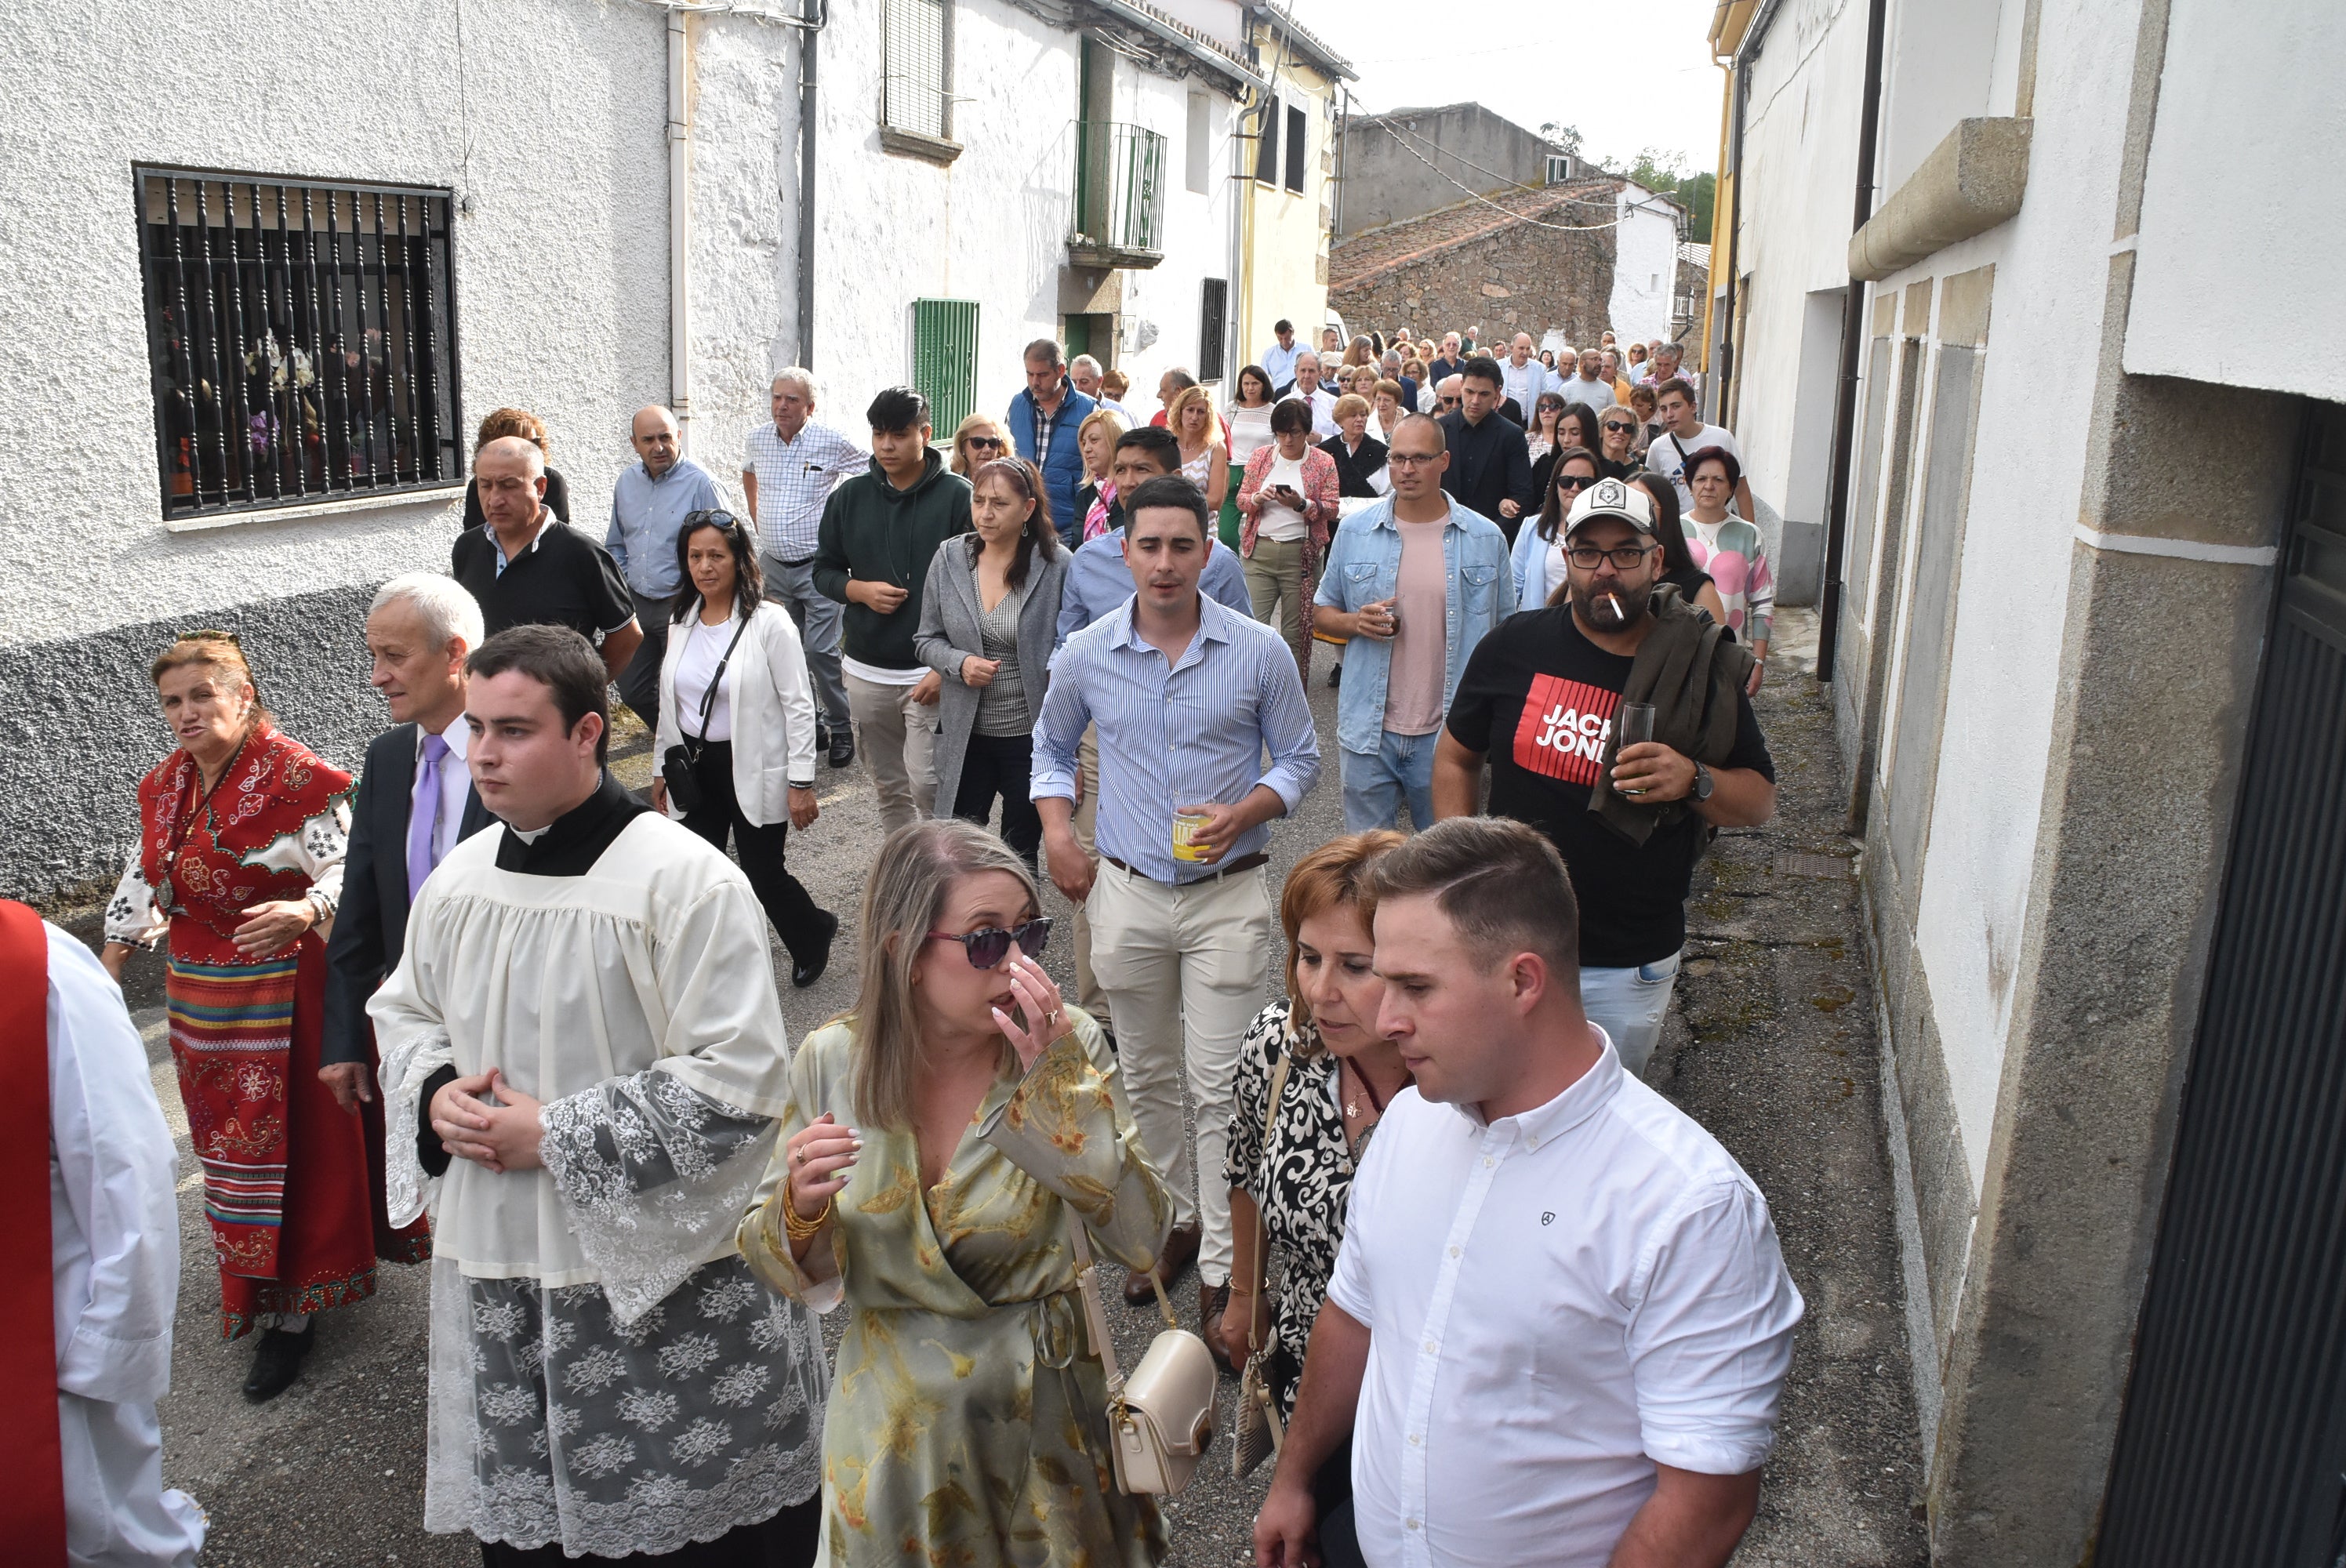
top-left (1624, 147), bottom-right (1716, 245)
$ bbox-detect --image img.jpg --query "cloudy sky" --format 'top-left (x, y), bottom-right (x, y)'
top-left (1289, 0), bottom-right (1725, 175)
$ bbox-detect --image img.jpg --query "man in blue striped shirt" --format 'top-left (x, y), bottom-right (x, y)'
top-left (1033, 474), bottom-right (1320, 1345)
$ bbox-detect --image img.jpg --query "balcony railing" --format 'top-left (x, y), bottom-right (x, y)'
top-left (1070, 121), bottom-right (1166, 269)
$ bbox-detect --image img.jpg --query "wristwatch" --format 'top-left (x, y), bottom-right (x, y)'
top-left (1690, 762), bottom-right (1715, 804)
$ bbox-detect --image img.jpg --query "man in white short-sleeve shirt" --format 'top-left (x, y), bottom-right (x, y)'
top-left (1644, 378), bottom-right (1755, 520)
top-left (1254, 817), bottom-right (1803, 1568)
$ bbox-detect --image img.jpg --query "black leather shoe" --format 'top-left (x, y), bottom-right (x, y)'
top-left (794, 911), bottom-right (840, 989)
top-left (827, 727), bottom-right (855, 769)
top-left (1327, 663), bottom-right (1342, 689)
top-left (242, 1326), bottom-right (314, 1403)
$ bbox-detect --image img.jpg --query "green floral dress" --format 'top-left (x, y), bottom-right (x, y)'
top-left (739, 1010), bottom-right (1174, 1566)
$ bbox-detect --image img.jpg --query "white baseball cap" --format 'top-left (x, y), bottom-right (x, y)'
top-left (1564, 475), bottom-right (1657, 537)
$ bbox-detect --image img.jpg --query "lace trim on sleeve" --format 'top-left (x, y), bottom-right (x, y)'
top-left (539, 1066), bottom-right (779, 1328)
top-left (380, 1026), bottom-right (456, 1230)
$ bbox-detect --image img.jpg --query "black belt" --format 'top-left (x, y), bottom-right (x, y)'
top-left (1102, 851), bottom-right (1269, 885)
top-left (774, 554), bottom-right (815, 569)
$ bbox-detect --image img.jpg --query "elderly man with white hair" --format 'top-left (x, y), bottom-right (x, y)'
top-left (743, 367), bottom-right (866, 768)
top-left (324, 572), bottom-right (496, 1119)
top-left (1068, 353), bottom-right (1131, 421)
top-left (450, 435), bottom-right (641, 679)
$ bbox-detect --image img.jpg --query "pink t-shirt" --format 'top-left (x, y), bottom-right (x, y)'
top-left (1383, 518), bottom-right (1450, 735)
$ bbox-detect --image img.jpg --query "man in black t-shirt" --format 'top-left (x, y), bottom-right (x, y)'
top-left (451, 437), bottom-right (641, 684)
top-left (1433, 477), bottom-right (1777, 1075)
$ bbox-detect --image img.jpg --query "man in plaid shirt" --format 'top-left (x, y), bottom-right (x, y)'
top-left (743, 368), bottom-right (866, 768)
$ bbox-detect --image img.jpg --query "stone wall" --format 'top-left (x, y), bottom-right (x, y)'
top-left (1329, 210), bottom-right (1617, 350)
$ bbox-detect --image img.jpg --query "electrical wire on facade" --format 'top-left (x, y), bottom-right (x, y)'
top-left (1364, 114), bottom-right (1632, 232)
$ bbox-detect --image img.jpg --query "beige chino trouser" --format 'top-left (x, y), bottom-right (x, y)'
top-left (844, 672), bottom-right (938, 837)
top-left (1070, 725), bottom-right (1113, 1032)
top-left (1085, 858), bottom-right (1273, 1288)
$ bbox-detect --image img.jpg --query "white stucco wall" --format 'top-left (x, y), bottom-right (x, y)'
top-left (1109, 63), bottom-right (1239, 401)
top-left (2123, 0), bottom-right (2346, 406)
top-left (0, 0), bottom-right (808, 655)
top-left (1608, 184), bottom-right (1680, 350)
top-left (1726, 0), bottom-right (2174, 1195)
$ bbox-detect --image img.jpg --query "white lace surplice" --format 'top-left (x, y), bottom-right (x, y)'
top-left (369, 815), bottom-right (823, 1555)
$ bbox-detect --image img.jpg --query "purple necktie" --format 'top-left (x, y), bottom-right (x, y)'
top-left (408, 732), bottom-right (450, 902)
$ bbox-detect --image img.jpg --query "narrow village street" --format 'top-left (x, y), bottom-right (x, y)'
top-left (72, 611), bottom-right (1928, 1566)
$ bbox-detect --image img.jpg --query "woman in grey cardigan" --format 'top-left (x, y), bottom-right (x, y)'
top-left (915, 457), bottom-right (1068, 869)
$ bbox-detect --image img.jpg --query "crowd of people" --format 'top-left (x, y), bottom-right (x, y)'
top-left (32, 313), bottom-right (1800, 1568)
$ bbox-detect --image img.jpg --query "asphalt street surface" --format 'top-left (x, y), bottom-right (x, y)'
top-left (81, 607), bottom-right (1926, 1565)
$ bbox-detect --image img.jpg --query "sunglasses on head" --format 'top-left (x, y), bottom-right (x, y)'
top-left (926, 916), bottom-right (1053, 970)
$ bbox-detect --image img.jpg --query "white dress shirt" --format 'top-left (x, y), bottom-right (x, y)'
top-left (413, 718), bottom-right (471, 869)
top-left (1500, 358), bottom-right (1556, 416)
top-left (1326, 1033), bottom-right (1803, 1568)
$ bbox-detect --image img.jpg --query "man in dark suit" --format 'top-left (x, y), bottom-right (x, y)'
top-left (321, 574), bottom-right (493, 1112)
top-left (1438, 354), bottom-right (1538, 546)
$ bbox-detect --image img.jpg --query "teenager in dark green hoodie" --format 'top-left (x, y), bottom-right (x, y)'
top-left (815, 386), bottom-right (973, 832)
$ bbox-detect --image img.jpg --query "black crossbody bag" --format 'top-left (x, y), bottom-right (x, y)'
top-left (660, 615), bottom-right (751, 815)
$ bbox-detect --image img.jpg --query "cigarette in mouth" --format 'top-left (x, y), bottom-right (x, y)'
top-left (1604, 593), bottom-right (1622, 618)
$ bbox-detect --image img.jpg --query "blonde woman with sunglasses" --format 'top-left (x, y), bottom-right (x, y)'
top-left (740, 820), bottom-right (1176, 1567)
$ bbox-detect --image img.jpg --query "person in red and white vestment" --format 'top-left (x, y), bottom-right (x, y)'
top-left (1, 898), bottom-right (205, 1566)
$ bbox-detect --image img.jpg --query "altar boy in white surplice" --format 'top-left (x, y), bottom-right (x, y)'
top-left (370, 626), bottom-right (826, 1566)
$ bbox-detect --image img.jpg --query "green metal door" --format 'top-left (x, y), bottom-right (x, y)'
top-left (910, 298), bottom-right (979, 441)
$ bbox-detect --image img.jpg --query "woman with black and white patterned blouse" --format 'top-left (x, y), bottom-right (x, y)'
top-left (1223, 832), bottom-right (1411, 1546)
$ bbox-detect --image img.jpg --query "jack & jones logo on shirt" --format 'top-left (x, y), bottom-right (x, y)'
top-left (1513, 673), bottom-right (1620, 786)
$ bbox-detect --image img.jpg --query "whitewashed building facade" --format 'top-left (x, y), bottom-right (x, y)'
top-left (0, 0), bottom-right (1256, 902)
top-left (1712, 1), bottom-right (2346, 1563)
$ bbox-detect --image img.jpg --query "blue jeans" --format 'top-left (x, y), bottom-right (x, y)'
top-left (1339, 732), bottom-right (1438, 833)
top-left (1578, 949), bottom-right (1683, 1078)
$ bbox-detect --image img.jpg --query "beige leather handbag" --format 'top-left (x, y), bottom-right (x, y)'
top-left (1067, 1218), bottom-right (1218, 1494)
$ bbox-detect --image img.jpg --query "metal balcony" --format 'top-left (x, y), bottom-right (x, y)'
top-left (1069, 121), bottom-right (1166, 270)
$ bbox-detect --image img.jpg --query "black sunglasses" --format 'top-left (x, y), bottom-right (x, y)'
top-left (1555, 474), bottom-right (1595, 492)
top-left (1602, 421), bottom-right (1636, 434)
top-left (925, 916), bottom-right (1053, 970)
top-left (965, 435), bottom-right (1006, 450)
top-left (685, 509), bottom-right (739, 530)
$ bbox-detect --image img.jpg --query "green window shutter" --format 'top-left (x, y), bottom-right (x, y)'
top-left (911, 298), bottom-right (979, 442)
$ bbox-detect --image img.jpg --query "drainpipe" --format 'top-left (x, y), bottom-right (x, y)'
top-left (796, 0), bottom-right (820, 368)
top-left (667, 6), bottom-right (694, 453)
top-left (1814, 0), bottom-right (1887, 685)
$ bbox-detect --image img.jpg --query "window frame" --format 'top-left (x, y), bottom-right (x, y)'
top-left (1199, 278), bottom-right (1228, 383)
top-left (133, 165), bottom-right (463, 528)
top-left (881, 0), bottom-right (955, 147)
top-left (1284, 103), bottom-right (1308, 194)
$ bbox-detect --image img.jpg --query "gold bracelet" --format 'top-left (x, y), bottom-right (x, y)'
top-left (781, 1182), bottom-right (833, 1243)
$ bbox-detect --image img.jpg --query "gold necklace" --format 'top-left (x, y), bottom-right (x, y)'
top-left (1342, 1059), bottom-right (1389, 1122)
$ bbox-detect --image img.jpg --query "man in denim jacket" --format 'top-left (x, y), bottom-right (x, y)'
top-left (1313, 412), bottom-right (1516, 831)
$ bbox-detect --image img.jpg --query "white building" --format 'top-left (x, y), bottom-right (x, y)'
top-left (1606, 182), bottom-right (1685, 352)
top-left (0, 0), bottom-right (1256, 901)
top-left (1712, 1), bottom-right (2346, 1562)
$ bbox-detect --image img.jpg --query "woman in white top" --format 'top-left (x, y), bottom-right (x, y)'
top-left (1168, 383), bottom-right (1229, 514)
top-left (652, 508), bottom-right (837, 987)
top-left (1226, 365), bottom-right (1277, 547)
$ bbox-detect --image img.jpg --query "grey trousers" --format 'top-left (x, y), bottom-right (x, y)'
top-left (618, 596), bottom-right (670, 732)
top-left (760, 552), bottom-right (849, 730)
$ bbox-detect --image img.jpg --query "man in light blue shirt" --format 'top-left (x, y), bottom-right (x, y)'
top-left (1056, 428), bottom-right (1251, 646)
top-left (1316, 412), bottom-right (1516, 831)
top-left (1261, 319), bottom-right (1303, 398)
top-left (606, 404), bottom-right (723, 728)
top-left (1034, 474), bottom-right (1320, 1338)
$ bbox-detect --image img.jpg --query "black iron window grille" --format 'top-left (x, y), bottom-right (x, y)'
top-left (134, 168), bottom-right (460, 521)
top-left (1199, 279), bottom-right (1228, 383)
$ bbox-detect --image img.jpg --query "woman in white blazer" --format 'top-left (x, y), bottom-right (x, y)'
top-left (652, 509), bottom-right (840, 986)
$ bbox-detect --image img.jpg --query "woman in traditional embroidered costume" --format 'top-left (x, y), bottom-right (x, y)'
top-left (102, 631), bottom-right (426, 1402)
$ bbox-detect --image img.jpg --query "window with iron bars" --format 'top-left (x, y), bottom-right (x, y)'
top-left (134, 169), bottom-right (459, 522)
top-left (1199, 279), bottom-right (1228, 383)
top-left (883, 0), bottom-right (952, 140)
